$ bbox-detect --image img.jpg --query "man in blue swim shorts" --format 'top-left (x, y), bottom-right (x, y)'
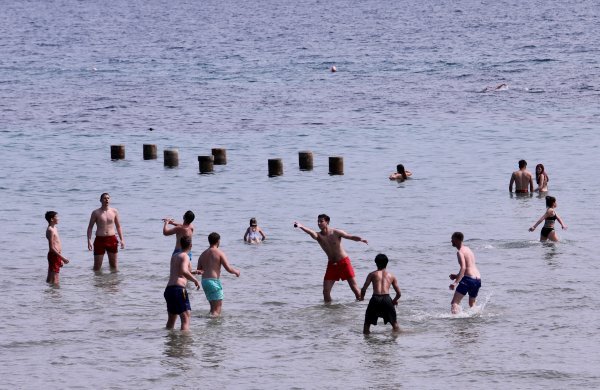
top-left (164, 236), bottom-right (200, 330)
top-left (197, 232), bottom-right (240, 317)
top-left (448, 232), bottom-right (482, 314)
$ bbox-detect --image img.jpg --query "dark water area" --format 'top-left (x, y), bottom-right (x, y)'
top-left (1, 0), bottom-right (599, 388)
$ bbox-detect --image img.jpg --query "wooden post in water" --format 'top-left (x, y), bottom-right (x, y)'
top-left (198, 155), bottom-right (214, 174)
top-left (143, 144), bottom-right (157, 160)
top-left (164, 149), bottom-right (179, 167)
top-left (212, 148), bottom-right (227, 165)
top-left (299, 151), bottom-right (313, 171)
top-left (329, 156), bottom-right (344, 175)
top-left (268, 158), bottom-right (283, 177)
top-left (111, 145), bottom-right (125, 160)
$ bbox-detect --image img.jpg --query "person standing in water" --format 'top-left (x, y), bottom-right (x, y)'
top-left (45, 211), bottom-right (70, 285)
top-left (163, 210), bottom-right (195, 258)
top-left (509, 160), bottom-right (534, 194)
top-left (294, 214), bottom-right (368, 302)
top-left (535, 164), bottom-right (549, 193)
top-left (449, 232), bottom-right (481, 314)
top-left (87, 193), bottom-right (125, 271)
top-left (360, 254), bottom-right (401, 334)
top-left (243, 217), bottom-right (266, 243)
top-left (529, 196), bottom-right (567, 242)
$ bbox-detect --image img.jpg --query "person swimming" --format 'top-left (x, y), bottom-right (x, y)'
top-left (389, 164), bottom-right (412, 181)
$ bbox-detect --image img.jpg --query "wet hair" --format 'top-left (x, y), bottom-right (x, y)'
top-left (45, 211), bottom-right (57, 223)
top-left (208, 232), bottom-right (220, 245)
top-left (100, 192), bottom-right (110, 201)
top-left (179, 236), bottom-right (192, 250)
top-left (545, 196), bottom-right (556, 208)
top-left (452, 232), bottom-right (464, 242)
top-left (518, 160), bottom-right (527, 169)
top-left (317, 214), bottom-right (330, 223)
top-left (396, 164), bottom-right (407, 180)
top-left (249, 217), bottom-right (257, 226)
top-left (374, 253), bottom-right (389, 270)
top-left (183, 210), bottom-right (195, 224)
top-left (535, 164), bottom-right (548, 185)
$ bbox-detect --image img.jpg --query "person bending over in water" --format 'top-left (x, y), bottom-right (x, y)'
top-left (449, 232), bottom-right (481, 314)
top-left (389, 164), bottom-right (412, 181)
top-left (164, 236), bottom-right (200, 331)
top-left (294, 214), bottom-right (368, 302)
top-left (535, 164), bottom-right (549, 193)
top-left (243, 217), bottom-right (266, 243)
top-left (163, 210), bottom-right (195, 258)
top-left (529, 196), bottom-right (567, 242)
top-left (509, 160), bottom-right (534, 194)
top-left (360, 254), bottom-right (401, 334)
top-left (45, 211), bottom-right (70, 285)
top-left (197, 232), bottom-right (240, 317)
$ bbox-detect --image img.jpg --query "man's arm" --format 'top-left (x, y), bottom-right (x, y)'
top-left (338, 230), bottom-right (368, 244)
top-left (294, 222), bottom-right (318, 240)
top-left (180, 257), bottom-right (200, 289)
top-left (391, 276), bottom-right (401, 305)
top-left (529, 174), bottom-right (534, 192)
top-left (221, 253), bottom-right (240, 277)
top-left (87, 212), bottom-right (96, 251)
top-left (163, 219), bottom-right (178, 236)
top-left (509, 173), bottom-right (515, 192)
top-left (114, 209), bottom-right (125, 248)
top-left (360, 273), bottom-right (373, 301)
top-left (449, 252), bottom-right (466, 290)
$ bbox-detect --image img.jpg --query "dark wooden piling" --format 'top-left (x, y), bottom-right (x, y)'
top-left (212, 148), bottom-right (227, 165)
top-left (328, 156), bottom-right (344, 175)
top-left (299, 151), bottom-right (313, 171)
top-left (164, 149), bottom-right (179, 167)
top-left (111, 145), bottom-right (125, 160)
top-left (143, 144), bottom-right (157, 160)
top-left (268, 158), bottom-right (283, 177)
top-left (198, 155), bottom-right (214, 174)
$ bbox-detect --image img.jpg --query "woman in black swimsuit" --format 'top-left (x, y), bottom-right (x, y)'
top-left (529, 196), bottom-right (567, 242)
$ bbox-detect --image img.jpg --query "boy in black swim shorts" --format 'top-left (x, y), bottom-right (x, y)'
top-left (360, 254), bottom-right (401, 334)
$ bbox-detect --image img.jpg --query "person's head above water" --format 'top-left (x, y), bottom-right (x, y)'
top-left (208, 232), bottom-right (220, 246)
top-left (374, 253), bottom-right (389, 270)
top-left (249, 217), bottom-right (257, 227)
top-left (545, 195), bottom-right (556, 208)
top-left (183, 210), bottom-right (195, 224)
top-left (518, 160), bottom-right (527, 169)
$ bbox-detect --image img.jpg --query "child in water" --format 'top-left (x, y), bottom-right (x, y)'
top-left (529, 196), bottom-right (567, 242)
top-left (244, 217), bottom-right (266, 243)
top-left (360, 254), bottom-right (401, 334)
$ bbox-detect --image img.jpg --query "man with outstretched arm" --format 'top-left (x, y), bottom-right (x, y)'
top-left (294, 214), bottom-right (368, 302)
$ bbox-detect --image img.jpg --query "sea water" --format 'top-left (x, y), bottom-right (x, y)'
top-left (1, 0), bottom-right (599, 388)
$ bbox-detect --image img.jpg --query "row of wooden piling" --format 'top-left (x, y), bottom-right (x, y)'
top-left (110, 145), bottom-right (344, 175)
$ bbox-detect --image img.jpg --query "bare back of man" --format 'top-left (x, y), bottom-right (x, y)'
top-left (509, 161), bottom-right (534, 193)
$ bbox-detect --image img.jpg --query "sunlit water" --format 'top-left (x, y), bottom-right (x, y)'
top-left (1, 0), bottom-right (599, 388)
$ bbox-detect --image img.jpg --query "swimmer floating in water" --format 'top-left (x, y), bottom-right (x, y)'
top-left (482, 83), bottom-right (508, 92)
top-left (389, 164), bottom-right (412, 181)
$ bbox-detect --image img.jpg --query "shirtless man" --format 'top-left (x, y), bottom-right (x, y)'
top-left (163, 210), bottom-right (195, 258)
top-left (87, 193), bottom-right (125, 271)
top-left (45, 211), bottom-right (70, 285)
top-left (196, 233), bottom-right (240, 317)
top-left (449, 232), bottom-right (482, 314)
top-left (294, 214), bottom-right (368, 302)
top-left (360, 254), bottom-right (401, 334)
top-left (509, 159), bottom-right (534, 194)
top-left (164, 236), bottom-right (200, 331)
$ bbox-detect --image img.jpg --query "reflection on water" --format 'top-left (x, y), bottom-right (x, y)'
top-left (543, 243), bottom-right (559, 267)
top-left (200, 340), bottom-right (226, 368)
top-left (448, 316), bottom-right (482, 348)
top-left (162, 331), bottom-right (195, 361)
top-left (93, 271), bottom-right (122, 292)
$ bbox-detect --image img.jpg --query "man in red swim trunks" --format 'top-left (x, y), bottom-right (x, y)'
top-left (294, 214), bottom-right (368, 302)
top-left (87, 193), bottom-right (125, 271)
top-left (509, 159), bottom-right (534, 194)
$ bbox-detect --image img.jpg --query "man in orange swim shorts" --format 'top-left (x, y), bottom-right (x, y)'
top-left (294, 214), bottom-right (368, 302)
top-left (87, 193), bottom-right (125, 271)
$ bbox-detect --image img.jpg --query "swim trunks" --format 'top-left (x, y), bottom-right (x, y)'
top-left (93, 235), bottom-right (118, 255)
top-left (455, 275), bottom-right (482, 298)
top-left (540, 227), bottom-right (554, 238)
top-left (515, 189), bottom-right (529, 194)
top-left (47, 252), bottom-right (62, 273)
top-left (202, 278), bottom-right (224, 301)
top-left (164, 285), bottom-right (191, 314)
top-left (172, 249), bottom-right (193, 261)
top-left (324, 257), bottom-right (355, 281)
top-left (364, 294), bottom-right (397, 326)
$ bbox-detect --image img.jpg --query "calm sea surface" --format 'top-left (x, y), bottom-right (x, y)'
top-left (1, 0), bottom-right (599, 388)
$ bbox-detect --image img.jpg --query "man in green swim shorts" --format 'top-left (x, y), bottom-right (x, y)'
top-left (196, 232), bottom-right (240, 317)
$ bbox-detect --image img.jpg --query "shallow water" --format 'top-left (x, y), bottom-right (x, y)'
top-left (1, 0), bottom-right (600, 388)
